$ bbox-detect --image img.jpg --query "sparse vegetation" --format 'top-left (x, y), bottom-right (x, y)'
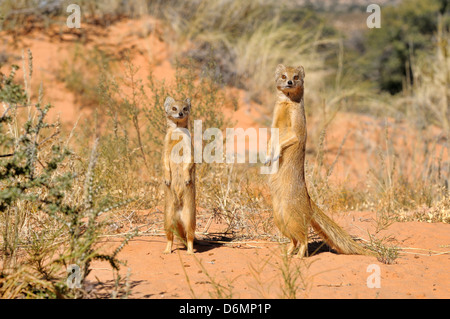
top-left (0, 0), bottom-right (448, 299)
top-left (367, 233), bottom-right (400, 264)
top-left (0, 53), bottom-right (137, 298)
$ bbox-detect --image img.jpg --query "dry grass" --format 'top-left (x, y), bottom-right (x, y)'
top-left (160, 0), bottom-right (332, 106)
top-left (0, 0), bottom-right (448, 299)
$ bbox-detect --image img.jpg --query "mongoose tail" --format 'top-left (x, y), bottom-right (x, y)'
top-left (310, 200), bottom-right (373, 256)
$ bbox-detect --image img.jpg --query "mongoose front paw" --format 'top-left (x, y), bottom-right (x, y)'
top-left (264, 153), bottom-right (272, 166)
top-left (184, 178), bottom-right (192, 186)
top-left (164, 180), bottom-right (171, 187)
top-left (272, 153), bottom-right (281, 162)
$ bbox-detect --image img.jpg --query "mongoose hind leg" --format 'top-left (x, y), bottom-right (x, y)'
top-left (295, 239), bottom-right (308, 259)
top-left (186, 234), bottom-right (194, 255)
top-left (181, 202), bottom-right (196, 255)
top-left (286, 238), bottom-right (298, 255)
top-left (163, 231), bottom-right (174, 254)
top-left (293, 230), bottom-right (308, 258)
top-left (163, 193), bottom-right (175, 254)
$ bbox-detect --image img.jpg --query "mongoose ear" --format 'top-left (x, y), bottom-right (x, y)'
top-left (275, 64), bottom-right (285, 80)
top-left (164, 96), bottom-right (175, 113)
top-left (296, 66), bottom-right (305, 79)
top-left (185, 98), bottom-right (191, 109)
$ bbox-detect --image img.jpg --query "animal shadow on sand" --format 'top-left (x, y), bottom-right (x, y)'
top-left (306, 240), bottom-right (338, 256)
top-left (193, 234), bottom-right (232, 254)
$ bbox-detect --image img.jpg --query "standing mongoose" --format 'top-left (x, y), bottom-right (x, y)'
top-left (162, 96), bottom-right (196, 255)
top-left (266, 64), bottom-right (370, 258)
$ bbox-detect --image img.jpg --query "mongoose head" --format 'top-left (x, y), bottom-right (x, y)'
top-left (275, 64), bottom-right (305, 96)
top-left (164, 96), bottom-right (191, 124)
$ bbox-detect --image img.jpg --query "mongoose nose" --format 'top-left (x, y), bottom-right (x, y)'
top-left (178, 112), bottom-right (183, 117)
top-left (287, 80), bottom-right (293, 85)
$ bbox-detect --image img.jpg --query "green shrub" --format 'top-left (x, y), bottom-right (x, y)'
top-left (0, 54), bottom-right (134, 299)
top-left (356, 0), bottom-right (449, 94)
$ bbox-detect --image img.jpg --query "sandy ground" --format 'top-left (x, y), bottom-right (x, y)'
top-left (87, 210), bottom-right (449, 299)
top-left (1, 16), bottom-right (449, 299)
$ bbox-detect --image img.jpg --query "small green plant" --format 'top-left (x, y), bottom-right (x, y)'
top-left (278, 246), bottom-right (314, 299)
top-left (367, 234), bottom-right (400, 265)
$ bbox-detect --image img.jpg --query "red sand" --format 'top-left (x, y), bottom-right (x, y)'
top-left (2, 16), bottom-right (448, 299)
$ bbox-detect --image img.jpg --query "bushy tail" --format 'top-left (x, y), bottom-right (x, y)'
top-left (310, 200), bottom-right (372, 256)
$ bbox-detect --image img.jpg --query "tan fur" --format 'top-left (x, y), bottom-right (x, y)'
top-left (267, 64), bottom-right (370, 257)
top-left (162, 96), bottom-right (196, 255)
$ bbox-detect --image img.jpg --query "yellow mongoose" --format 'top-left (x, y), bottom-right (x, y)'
top-left (162, 96), bottom-right (196, 255)
top-left (267, 64), bottom-right (369, 258)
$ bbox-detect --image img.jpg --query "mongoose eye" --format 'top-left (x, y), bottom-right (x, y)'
top-left (183, 107), bottom-right (188, 112)
top-left (293, 75), bottom-right (299, 81)
top-left (281, 75), bottom-right (287, 80)
top-left (172, 107), bottom-right (177, 111)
